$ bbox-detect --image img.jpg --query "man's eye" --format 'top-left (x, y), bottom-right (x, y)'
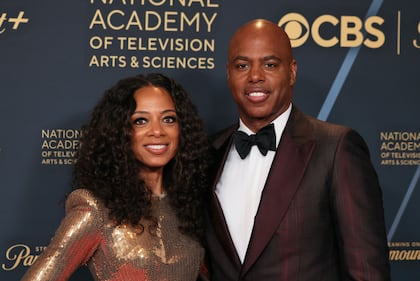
top-left (265, 63), bottom-right (277, 68)
top-left (236, 63), bottom-right (248, 69)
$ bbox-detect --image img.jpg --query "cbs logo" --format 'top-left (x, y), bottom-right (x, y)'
top-left (279, 12), bottom-right (385, 48)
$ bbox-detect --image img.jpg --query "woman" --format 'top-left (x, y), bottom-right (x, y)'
top-left (22, 73), bottom-right (211, 281)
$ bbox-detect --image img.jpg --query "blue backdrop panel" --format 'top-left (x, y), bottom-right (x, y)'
top-left (1, 0), bottom-right (419, 280)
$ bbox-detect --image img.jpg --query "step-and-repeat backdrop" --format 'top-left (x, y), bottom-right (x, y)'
top-left (1, 0), bottom-right (419, 280)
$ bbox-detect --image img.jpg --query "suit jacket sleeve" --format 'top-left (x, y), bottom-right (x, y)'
top-left (332, 129), bottom-right (390, 280)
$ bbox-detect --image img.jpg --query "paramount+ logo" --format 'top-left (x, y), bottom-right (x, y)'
top-left (279, 12), bottom-right (385, 48)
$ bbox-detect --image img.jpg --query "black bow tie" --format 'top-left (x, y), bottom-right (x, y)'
top-left (233, 123), bottom-right (276, 159)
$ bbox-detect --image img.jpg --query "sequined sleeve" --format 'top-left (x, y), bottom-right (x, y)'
top-left (21, 189), bottom-right (102, 281)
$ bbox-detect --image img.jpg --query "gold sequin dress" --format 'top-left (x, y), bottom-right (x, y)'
top-left (21, 189), bottom-right (205, 281)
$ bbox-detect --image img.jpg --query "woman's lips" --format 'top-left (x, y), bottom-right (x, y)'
top-left (145, 144), bottom-right (168, 154)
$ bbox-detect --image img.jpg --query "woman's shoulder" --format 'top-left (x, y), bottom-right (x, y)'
top-left (65, 188), bottom-right (103, 213)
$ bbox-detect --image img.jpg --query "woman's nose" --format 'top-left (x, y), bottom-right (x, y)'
top-left (149, 121), bottom-right (164, 137)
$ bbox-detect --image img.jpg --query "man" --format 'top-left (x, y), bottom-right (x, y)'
top-left (205, 19), bottom-right (391, 280)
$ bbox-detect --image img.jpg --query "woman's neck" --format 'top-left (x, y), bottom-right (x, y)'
top-left (140, 169), bottom-right (164, 195)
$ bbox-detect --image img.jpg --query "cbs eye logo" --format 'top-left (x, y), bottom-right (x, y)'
top-left (278, 12), bottom-right (385, 48)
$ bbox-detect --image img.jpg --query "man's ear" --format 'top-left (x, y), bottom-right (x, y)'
top-left (290, 59), bottom-right (297, 86)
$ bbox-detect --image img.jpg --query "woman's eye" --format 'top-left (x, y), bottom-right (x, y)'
top-left (133, 117), bottom-right (147, 126)
top-left (163, 116), bottom-right (177, 124)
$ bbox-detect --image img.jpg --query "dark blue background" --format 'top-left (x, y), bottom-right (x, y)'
top-left (1, 0), bottom-right (419, 280)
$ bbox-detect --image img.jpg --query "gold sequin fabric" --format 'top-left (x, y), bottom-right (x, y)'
top-left (21, 189), bottom-right (204, 281)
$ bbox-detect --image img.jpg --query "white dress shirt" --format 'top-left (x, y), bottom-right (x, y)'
top-left (215, 104), bottom-right (291, 262)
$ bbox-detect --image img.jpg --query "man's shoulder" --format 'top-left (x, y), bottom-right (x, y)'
top-left (209, 124), bottom-right (237, 149)
top-left (287, 107), bottom-right (365, 150)
top-left (292, 106), bottom-right (351, 136)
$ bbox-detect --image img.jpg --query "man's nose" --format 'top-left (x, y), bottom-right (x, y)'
top-left (248, 65), bottom-right (265, 83)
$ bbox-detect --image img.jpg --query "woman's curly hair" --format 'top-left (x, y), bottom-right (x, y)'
top-left (72, 73), bottom-right (211, 242)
